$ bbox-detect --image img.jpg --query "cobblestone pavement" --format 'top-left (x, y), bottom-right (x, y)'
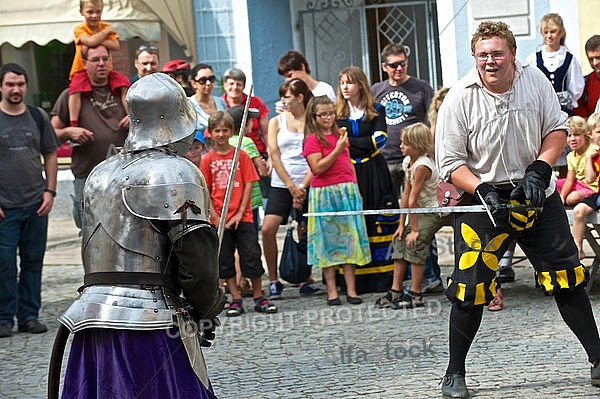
top-left (1, 218), bottom-right (600, 398)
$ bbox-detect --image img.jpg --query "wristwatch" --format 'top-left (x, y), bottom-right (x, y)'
top-left (298, 183), bottom-right (305, 189)
top-left (44, 188), bottom-right (57, 197)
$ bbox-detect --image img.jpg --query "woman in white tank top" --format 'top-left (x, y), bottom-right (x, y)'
top-left (262, 79), bottom-right (321, 298)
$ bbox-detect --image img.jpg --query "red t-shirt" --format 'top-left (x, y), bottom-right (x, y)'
top-left (200, 147), bottom-right (258, 223)
top-left (302, 132), bottom-right (357, 188)
top-left (222, 93), bottom-right (269, 156)
top-left (574, 72), bottom-right (600, 118)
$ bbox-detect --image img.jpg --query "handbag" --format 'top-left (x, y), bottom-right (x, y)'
top-left (279, 222), bottom-right (311, 284)
top-left (436, 179), bottom-right (473, 207)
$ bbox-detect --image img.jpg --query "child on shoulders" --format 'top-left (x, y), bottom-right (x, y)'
top-left (68, 0), bottom-right (129, 129)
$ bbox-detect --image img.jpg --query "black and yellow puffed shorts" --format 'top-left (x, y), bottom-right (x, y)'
top-left (445, 190), bottom-right (587, 308)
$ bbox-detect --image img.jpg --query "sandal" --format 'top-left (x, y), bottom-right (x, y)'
top-left (374, 290), bottom-right (401, 308)
top-left (238, 278), bottom-right (253, 297)
top-left (487, 289), bottom-right (503, 311)
top-left (226, 300), bottom-right (245, 317)
top-left (254, 297), bottom-right (277, 313)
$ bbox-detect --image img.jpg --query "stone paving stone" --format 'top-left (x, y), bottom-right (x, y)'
top-left (2, 218), bottom-right (600, 398)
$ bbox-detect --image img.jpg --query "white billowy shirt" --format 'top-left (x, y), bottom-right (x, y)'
top-left (435, 60), bottom-right (568, 196)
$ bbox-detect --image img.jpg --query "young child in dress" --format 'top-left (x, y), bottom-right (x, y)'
top-left (572, 113), bottom-right (600, 259)
top-left (200, 111), bottom-right (277, 316)
top-left (302, 95), bottom-right (371, 305)
top-left (557, 116), bottom-right (598, 206)
top-left (375, 122), bottom-right (449, 309)
top-left (68, 0), bottom-right (129, 129)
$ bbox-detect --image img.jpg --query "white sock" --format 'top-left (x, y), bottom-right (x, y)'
top-left (499, 250), bottom-right (514, 269)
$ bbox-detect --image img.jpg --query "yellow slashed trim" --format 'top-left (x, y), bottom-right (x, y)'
top-left (474, 282), bottom-right (486, 305)
top-left (536, 265), bottom-right (587, 292)
top-left (455, 282), bottom-right (466, 301)
top-left (556, 269), bottom-right (569, 289)
top-left (575, 265), bottom-right (586, 285)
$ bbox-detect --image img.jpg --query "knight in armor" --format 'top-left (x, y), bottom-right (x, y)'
top-left (55, 73), bottom-right (224, 398)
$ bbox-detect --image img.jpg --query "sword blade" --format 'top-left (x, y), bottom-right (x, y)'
top-left (303, 205), bottom-right (487, 217)
top-left (303, 204), bottom-right (541, 217)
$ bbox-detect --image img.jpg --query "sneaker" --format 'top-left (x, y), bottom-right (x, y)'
top-left (0, 322), bottom-right (12, 338)
top-left (393, 291), bottom-right (424, 309)
top-left (497, 266), bottom-right (515, 283)
top-left (18, 319), bottom-right (47, 334)
top-left (421, 277), bottom-right (444, 294)
top-left (299, 283), bottom-right (323, 296)
top-left (441, 371), bottom-right (469, 398)
top-left (592, 361), bottom-right (600, 387)
top-left (254, 297), bottom-right (277, 313)
top-left (268, 280), bottom-right (283, 300)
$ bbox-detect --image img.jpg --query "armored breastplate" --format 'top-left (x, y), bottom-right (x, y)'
top-left (59, 149), bottom-right (210, 332)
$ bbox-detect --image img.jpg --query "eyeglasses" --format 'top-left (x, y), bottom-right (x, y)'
top-left (87, 56), bottom-right (109, 63)
top-left (194, 75), bottom-right (216, 84)
top-left (315, 111), bottom-right (335, 119)
top-left (385, 60), bottom-right (407, 69)
top-left (475, 51), bottom-right (506, 62)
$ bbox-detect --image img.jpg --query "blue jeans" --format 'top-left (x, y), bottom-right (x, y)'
top-left (0, 204), bottom-right (48, 326)
top-left (72, 177), bottom-right (86, 230)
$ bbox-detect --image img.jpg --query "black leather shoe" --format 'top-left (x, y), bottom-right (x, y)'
top-left (497, 266), bottom-right (515, 283)
top-left (18, 319), bottom-right (48, 334)
top-left (592, 361), bottom-right (600, 387)
top-left (327, 298), bottom-right (341, 306)
top-left (0, 323), bottom-right (12, 338)
top-left (441, 372), bottom-right (469, 398)
top-left (346, 295), bottom-right (363, 305)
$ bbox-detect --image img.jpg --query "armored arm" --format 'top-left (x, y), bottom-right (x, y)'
top-left (167, 221), bottom-right (225, 320)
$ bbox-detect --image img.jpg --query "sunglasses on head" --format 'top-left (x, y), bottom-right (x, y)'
top-left (386, 60), bottom-right (407, 69)
top-left (195, 75), bottom-right (216, 84)
top-left (137, 45), bottom-right (159, 54)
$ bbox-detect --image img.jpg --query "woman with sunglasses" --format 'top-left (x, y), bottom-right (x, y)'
top-left (189, 63), bottom-right (227, 147)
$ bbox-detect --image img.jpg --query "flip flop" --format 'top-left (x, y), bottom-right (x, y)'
top-left (487, 289), bottom-right (503, 311)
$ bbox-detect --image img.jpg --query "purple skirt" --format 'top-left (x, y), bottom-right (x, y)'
top-left (61, 328), bottom-right (218, 399)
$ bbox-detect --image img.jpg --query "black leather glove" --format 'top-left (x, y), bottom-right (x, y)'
top-left (198, 317), bottom-right (220, 348)
top-left (510, 160), bottom-right (552, 208)
top-left (184, 301), bottom-right (220, 348)
top-left (476, 183), bottom-right (507, 221)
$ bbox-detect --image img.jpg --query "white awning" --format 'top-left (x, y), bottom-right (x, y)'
top-left (0, 0), bottom-right (196, 60)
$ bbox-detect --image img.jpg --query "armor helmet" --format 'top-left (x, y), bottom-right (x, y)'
top-left (161, 59), bottom-right (190, 74)
top-left (124, 73), bottom-right (197, 152)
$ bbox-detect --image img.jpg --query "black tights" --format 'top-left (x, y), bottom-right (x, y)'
top-left (446, 304), bottom-right (484, 375)
top-left (554, 285), bottom-right (600, 364)
top-left (446, 286), bottom-right (600, 375)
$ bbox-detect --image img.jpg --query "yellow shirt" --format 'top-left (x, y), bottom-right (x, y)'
top-left (567, 144), bottom-right (599, 191)
top-left (69, 21), bottom-right (118, 80)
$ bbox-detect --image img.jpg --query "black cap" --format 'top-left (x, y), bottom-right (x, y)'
top-left (226, 105), bottom-right (260, 133)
